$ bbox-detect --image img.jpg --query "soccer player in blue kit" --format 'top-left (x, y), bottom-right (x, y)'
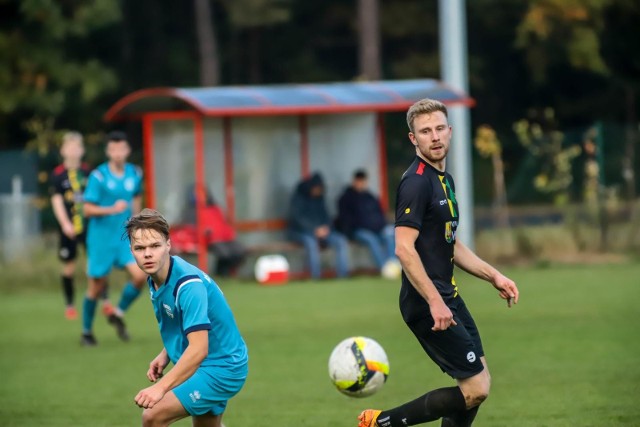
top-left (359, 99), bottom-right (519, 427)
top-left (125, 209), bottom-right (248, 427)
top-left (81, 131), bottom-right (147, 345)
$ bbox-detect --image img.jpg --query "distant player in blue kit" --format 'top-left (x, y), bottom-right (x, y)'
top-left (81, 131), bottom-right (147, 345)
top-left (125, 209), bottom-right (248, 427)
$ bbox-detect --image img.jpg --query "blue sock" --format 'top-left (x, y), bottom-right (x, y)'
top-left (118, 282), bottom-right (141, 312)
top-left (82, 297), bottom-right (97, 334)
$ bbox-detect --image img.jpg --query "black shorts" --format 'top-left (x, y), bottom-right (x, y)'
top-left (406, 295), bottom-right (485, 379)
top-left (58, 231), bottom-right (85, 262)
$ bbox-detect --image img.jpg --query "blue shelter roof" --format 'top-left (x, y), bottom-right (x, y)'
top-left (105, 79), bottom-right (473, 120)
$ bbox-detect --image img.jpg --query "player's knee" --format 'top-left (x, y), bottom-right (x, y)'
top-left (141, 408), bottom-right (154, 426)
top-left (141, 408), bottom-right (165, 427)
top-left (87, 280), bottom-right (105, 298)
top-left (461, 372), bottom-right (490, 409)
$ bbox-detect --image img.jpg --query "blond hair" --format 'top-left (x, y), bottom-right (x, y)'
top-left (61, 131), bottom-right (83, 146)
top-left (406, 99), bottom-right (448, 132)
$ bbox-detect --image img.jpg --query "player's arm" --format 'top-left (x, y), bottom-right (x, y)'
top-left (453, 239), bottom-right (519, 307)
top-left (51, 193), bottom-right (75, 238)
top-left (134, 331), bottom-right (208, 409)
top-left (83, 200), bottom-right (128, 218)
top-left (396, 226), bottom-right (456, 331)
top-left (83, 171), bottom-right (128, 218)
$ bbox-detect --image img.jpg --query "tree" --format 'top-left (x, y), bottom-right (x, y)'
top-left (475, 125), bottom-right (509, 227)
top-left (515, 0), bottom-right (611, 84)
top-left (513, 108), bottom-right (582, 206)
top-left (0, 1), bottom-right (120, 147)
top-left (194, 0), bottom-right (221, 86)
top-left (221, 0), bottom-right (291, 83)
top-left (357, 0), bottom-right (381, 80)
top-left (600, 0), bottom-right (640, 202)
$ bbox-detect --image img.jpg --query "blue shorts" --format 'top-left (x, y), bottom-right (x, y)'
top-left (87, 239), bottom-right (135, 278)
top-left (173, 365), bottom-right (248, 416)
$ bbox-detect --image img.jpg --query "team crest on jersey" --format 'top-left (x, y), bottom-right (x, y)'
top-left (163, 303), bottom-right (174, 318)
top-left (444, 221), bottom-right (457, 243)
top-left (124, 178), bottom-right (135, 192)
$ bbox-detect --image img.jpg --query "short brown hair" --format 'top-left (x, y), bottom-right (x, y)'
top-left (406, 98), bottom-right (448, 132)
top-left (125, 208), bottom-right (170, 242)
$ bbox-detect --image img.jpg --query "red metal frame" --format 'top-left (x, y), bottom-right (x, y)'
top-left (107, 81), bottom-right (477, 277)
top-left (104, 88), bottom-right (209, 122)
top-left (110, 100), bottom-right (475, 122)
top-left (223, 117), bottom-right (235, 224)
top-left (141, 110), bottom-right (394, 253)
top-left (234, 218), bottom-right (287, 232)
top-left (376, 113), bottom-right (389, 211)
top-left (142, 115), bottom-right (155, 209)
top-left (141, 111), bottom-right (201, 218)
top-left (194, 116), bottom-right (208, 271)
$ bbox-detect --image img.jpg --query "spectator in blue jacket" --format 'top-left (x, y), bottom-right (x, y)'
top-left (336, 169), bottom-right (399, 277)
top-left (287, 172), bottom-right (350, 279)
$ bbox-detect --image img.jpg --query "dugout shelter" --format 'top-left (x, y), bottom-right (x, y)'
top-left (105, 79), bottom-right (473, 272)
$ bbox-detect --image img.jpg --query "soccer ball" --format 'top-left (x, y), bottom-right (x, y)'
top-left (328, 336), bottom-right (389, 397)
top-left (381, 259), bottom-right (402, 279)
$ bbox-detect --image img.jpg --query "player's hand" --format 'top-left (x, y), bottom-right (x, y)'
top-left (113, 199), bottom-right (129, 213)
top-left (147, 354), bottom-right (169, 382)
top-left (491, 273), bottom-right (519, 308)
top-left (429, 298), bottom-right (457, 331)
top-left (147, 364), bottom-right (164, 382)
top-left (134, 384), bottom-right (166, 409)
top-left (315, 225), bottom-right (330, 239)
top-left (62, 223), bottom-right (76, 239)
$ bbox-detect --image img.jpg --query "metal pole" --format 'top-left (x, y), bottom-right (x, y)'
top-left (439, 0), bottom-right (475, 248)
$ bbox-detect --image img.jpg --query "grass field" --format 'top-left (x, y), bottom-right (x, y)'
top-left (1, 260), bottom-right (639, 426)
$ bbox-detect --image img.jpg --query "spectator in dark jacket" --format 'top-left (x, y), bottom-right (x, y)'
top-left (336, 169), bottom-right (399, 276)
top-left (287, 172), bottom-right (350, 279)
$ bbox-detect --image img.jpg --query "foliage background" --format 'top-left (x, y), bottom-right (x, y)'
top-left (1, 0), bottom-right (639, 218)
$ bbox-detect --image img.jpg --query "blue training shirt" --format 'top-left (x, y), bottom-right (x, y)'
top-left (83, 162), bottom-right (142, 247)
top-left (149, 256), bottom-right (248, 371)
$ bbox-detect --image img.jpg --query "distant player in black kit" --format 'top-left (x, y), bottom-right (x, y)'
top-left (50, 132), bottom-right (112, 320)
top-left (358, 99), bottom-right (519, 427)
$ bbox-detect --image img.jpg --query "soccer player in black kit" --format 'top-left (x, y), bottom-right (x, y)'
top-left (358, 99), bottom-right (520, 427)
top-left (50, 132), bottom-right (112, 320)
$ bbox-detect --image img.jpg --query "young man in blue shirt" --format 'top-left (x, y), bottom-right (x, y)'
top-left (125, 208), bottom-right (248, 427)
top-left (81, 131), bottom-right (146, 345)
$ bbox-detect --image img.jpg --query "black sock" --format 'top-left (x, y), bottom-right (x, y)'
top-left (61, 275), bottom-right (74, 306)
top-left (441, 405), bottom-right (480, 427)
top-left (377, 386), bottom-right (466, 427)
top-left (100, 285), bottom-right (109, 301)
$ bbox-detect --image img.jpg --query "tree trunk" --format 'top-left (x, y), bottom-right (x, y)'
top-left (357, 0), bottom-right (381, 80)
top-left (247, 27), bottom-right (262, 84)
top-left (492, 151), bottom-right (510, 228)
top-left (194, 0), bottom-right (220, 86)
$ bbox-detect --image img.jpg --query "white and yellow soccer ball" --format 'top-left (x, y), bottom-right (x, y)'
top-left (328, 336), bottom-right (389, 397)
top-left (381, 259), bottom-right (402, 280)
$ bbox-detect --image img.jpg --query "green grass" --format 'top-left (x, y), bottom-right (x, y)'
top-left (1, 261), bottom-right (639, 426)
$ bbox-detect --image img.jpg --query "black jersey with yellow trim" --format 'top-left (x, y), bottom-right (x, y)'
top-left (49, 163), bottom-right (90, 234)
top-left (395, 156), bottom-right (460, 322)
